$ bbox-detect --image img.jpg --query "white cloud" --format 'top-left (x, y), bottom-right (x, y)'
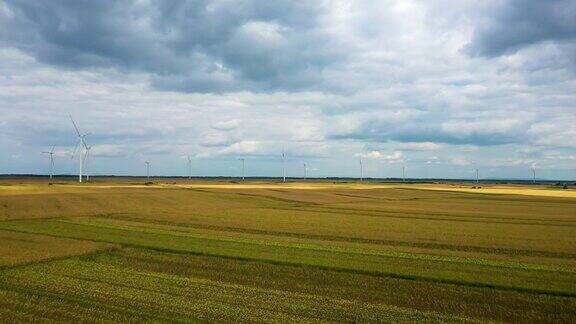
top-left (211, 119), bottom-right (241, 131)
top-left (357, 151), bottom-right (403, 162)
top-left (397, 142), bottom-right (440, 151)
top-left (0, 1), bottom-right (575, 178)
top-left (90, 145), bottom-right (126, 158)
top-left (451, 157), bottom-right (471, 166)
top-left (195, 140), bottom-right (261, 158)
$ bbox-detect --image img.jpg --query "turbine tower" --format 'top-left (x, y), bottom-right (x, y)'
top-left (70, 115), bottom-right (89, 183)
top-left (42, 145), bottom-right (56, 180)
top-left (282, 151), bottom-right (286, 182)
top-left (303, 162), bottom-right (308, 180)
top-left (187, 155), bottom-right (192, 180)
top-left (402, 166), bottom-right (406, 182)
top-left (359, 158), bottom-right (363, 182)
top-left (532, 167), bottom-right (536, 184)
top-left (84, 145), bottom-right (92, 182)
top-left (239, 158), bottom-right (245, 181)
top-left (475, 168), bottom-right (479, 184)
top-left (145, 161), bottom-right (151, 181)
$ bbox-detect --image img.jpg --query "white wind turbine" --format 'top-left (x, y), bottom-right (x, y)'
top-left (42, 145), bottom-right (56, 180)
top-left (475, 168), bottom-right (479, 183)
top-left (145, 161), bottom-right (151, 181)
top-left (359, 158), bottom-right (363, 182)
top-left (303, 162), bottom-right (308, 180)
top-left (238, 158), bottom-right (245, 181)
top-left (282, 151), bottom-right (286, 182)
top-left (84, 145), bottom-right (93, 182)
top-left (70, 115), bottom-right (89, 183)
top-left (402, 165), bottom-right (406, 182)
top-left (187, 155), bottom-right (192, 180)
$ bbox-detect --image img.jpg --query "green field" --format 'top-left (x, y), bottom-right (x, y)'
top-left (0, 180), bottom-right (575, 322)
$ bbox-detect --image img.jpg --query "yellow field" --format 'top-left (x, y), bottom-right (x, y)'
top-left (179, 181), bottom-right (576, 198)
top-left (3, 180), bottom-right (573, 198)
top-left (0, 179), bottom-right (575, 322)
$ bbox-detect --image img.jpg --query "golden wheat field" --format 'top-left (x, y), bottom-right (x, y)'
top-left (0, 178), bottom-right (575, 322)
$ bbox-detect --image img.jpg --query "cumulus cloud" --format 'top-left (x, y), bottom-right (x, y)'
top-left (357, 151), bottom-right (403, 162)
top-left (465, 0), bottom-right (576, 57)
top-left (397, 142), bottom-right (441, 151)
top-left (196, 140), bottom-right (260, 158)
top-left (464, 0), bottom-right (576, 75)
top-left (451, 157), bottom-right (471, 167)
top-left (0, 0), bottom-right (575, 178)
top-left (0, 0), bottom-right (341, 93)
top-left (485, 158), bottom-right (538, 168)
top-left (211, 119), bottom-right (241, 131)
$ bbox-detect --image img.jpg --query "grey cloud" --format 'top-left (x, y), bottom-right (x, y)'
top-left (1, 1), bottom-right (575, 178)
top-left (0, 0), bottom-right (340, 93)
top-left (465, 0), bottom-right (576, 70)
top-left (328, 113), bottom-right (528, 147)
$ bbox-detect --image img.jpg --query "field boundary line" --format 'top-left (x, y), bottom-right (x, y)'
top-left (113, 245), bottom-right (576, 299)
top-left (97, 214), bottom-right (576, 259)
top-left (2, 225), bottom-right (575, 298)
top-left (71, 217), bottom-right (576, 273)
top-left (0, 244), bottom-right (121, 271)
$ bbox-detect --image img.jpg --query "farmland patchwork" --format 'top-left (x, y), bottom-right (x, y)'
top-left (0, 182), bottom-right (575, 322)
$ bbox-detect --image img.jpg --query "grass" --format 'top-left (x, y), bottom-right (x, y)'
top-left (1, 217), bottom-right (575, 297)
top-left (0, 180), bottom-right (575, 322)
top-left (0, 229), bottom-right (117, 267)
top-left (0, 249), bottom-right (474, 323)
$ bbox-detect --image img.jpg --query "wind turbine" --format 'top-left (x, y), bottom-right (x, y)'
top-left (42, 145), bottom-right (55, 180)
top-left (70, 115), bottom-right (89, 183)
top-left (84, 145), bottom-right (93, 182)
top-left (402, 165), bottom-right (406, 182)
top-left (186, 155), bottom-right (192, 180)
top-left (359, 158), bottom-right (363, 182)
top-left (475, 168), bottom-right (479, 183)
top-left (282, 151), bottom-right (286, 182)
top-left (238, 158), bottom-right (245, 181)
top-left (532, 167), bottom-right (536, 184)
top-left (303, 162), bottom-right (308, 180)
top-left (145, 161), bottom-right (151, 181)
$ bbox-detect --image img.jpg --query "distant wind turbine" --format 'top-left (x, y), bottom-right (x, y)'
top-left (42, 145), bottom-right (56, 180)
top-left (145, 161), bottom-right (151, 181)
top-left (532, 167), bottom-right (536, 183)
top-left (282, 151), bottom-right (286, 182)
top-left (359, 158), bottom-right (363, 182)
top-left (303, 162), bottom-right (308, 180)
top-left (402, 166), bottom-right (406, 182)
top-left (187, 155), bottom-right (192, 180)
top-left (238, 158), bottom-right (245, 181)
top-left (69, 115), bottom-right (89, 183)
top-left (475, 168), bottom-right (479, 183)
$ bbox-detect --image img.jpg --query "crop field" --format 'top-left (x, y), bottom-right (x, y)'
top-left (0, 180), bottom-right (575, 322)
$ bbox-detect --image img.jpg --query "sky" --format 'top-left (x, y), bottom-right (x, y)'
top-left (0, 0), bottom-right (575, 180)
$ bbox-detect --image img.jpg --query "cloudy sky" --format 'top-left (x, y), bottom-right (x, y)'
top-left (1, 0), bottom-right (575, 179)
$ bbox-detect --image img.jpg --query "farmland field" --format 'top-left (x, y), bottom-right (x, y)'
top-left (0, 179), bottom-right (575, 322)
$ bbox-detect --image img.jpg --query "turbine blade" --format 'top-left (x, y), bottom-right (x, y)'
top-left (50, 145), bottom-right (55, 153)
top-left (71, 140), bottom-right (80, 159)
top-left (69, 114), bottom-right (81, 137)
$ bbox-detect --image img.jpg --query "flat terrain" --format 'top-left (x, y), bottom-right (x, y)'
top-left (0, 179), bottom-right (575, 322)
